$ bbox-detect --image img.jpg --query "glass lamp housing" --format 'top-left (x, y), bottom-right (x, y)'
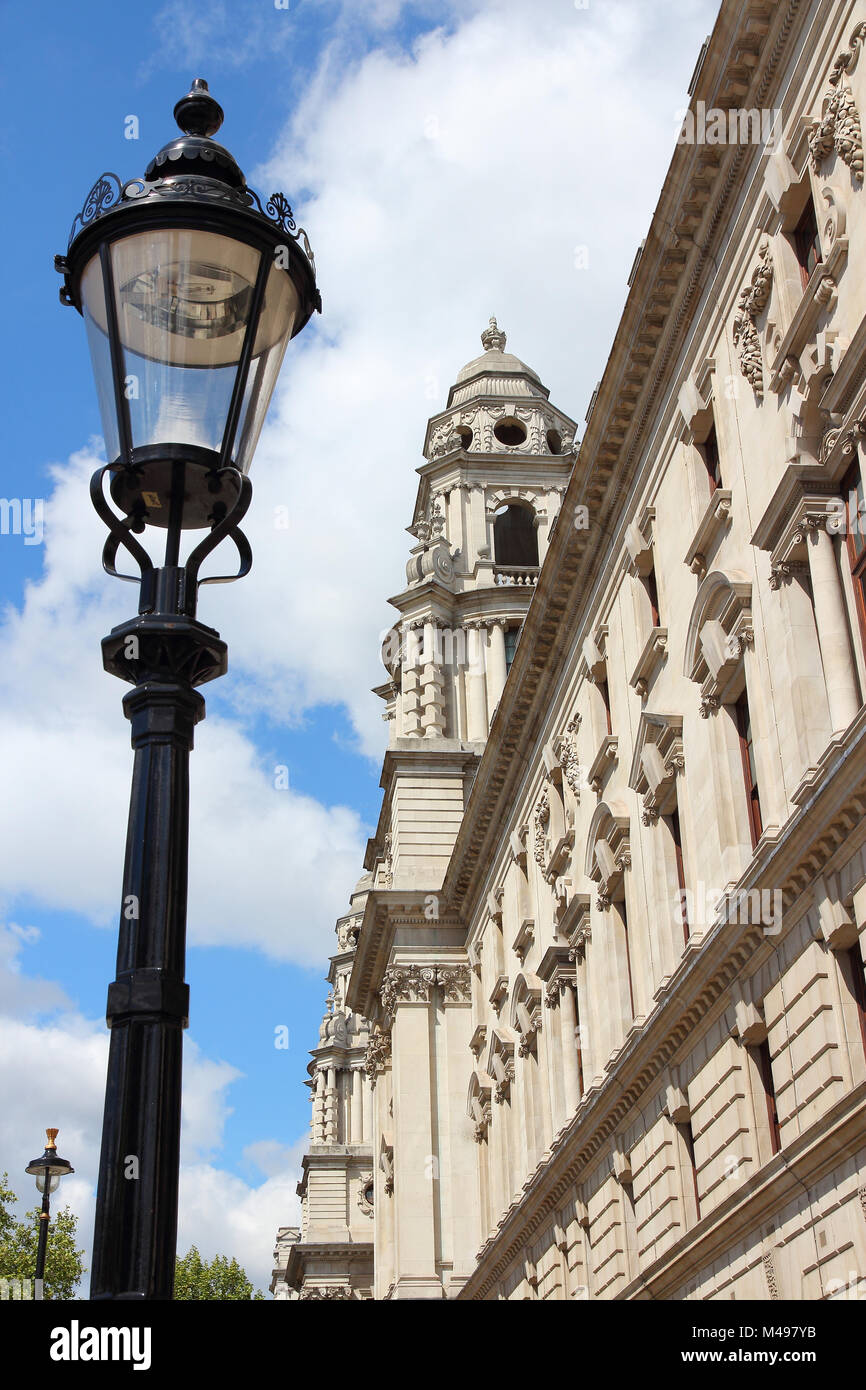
top-left (58, 79), bottom-right (319, 531)
top-left (80, 229), bottom-right (299, 473)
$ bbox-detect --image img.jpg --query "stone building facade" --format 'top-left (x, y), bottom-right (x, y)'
top-left (273, 0), bottom-right (866, 1300)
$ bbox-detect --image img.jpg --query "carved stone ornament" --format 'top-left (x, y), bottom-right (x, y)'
top-left (299, 1285), bottom-right (359, 1300)
top-left (357, 1175), bottom-right (374, 1217)
top-left (437, 964), bottom-right (472, 1002)
top-left (809, 26), bottom-right (866, 184)
top-left (379, 963), bottom-right (471, 1021)
top-left (558, 713), bottom-right (582, 798)
top-left (380, 964), bottom-right (437, 1019)
top-left (732, 240), bottom-right (773, 400)
top-left (364, 1025), bottom-right (391, 1086)
top-left (534, 789), bottom-right (550, 867)
top-left (381, 832), bottom-right (393, 888)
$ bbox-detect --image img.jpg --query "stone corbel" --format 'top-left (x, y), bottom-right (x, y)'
top-left (379, 1134), bottom-right (394, 1196)
top-left (612, 1141), bottom-right (633, 1186)
top-left (489, 974), bottom-right (509, 1014)
top-left (588, 735), bottom-right (618, 793)
top-left (565, 896), bottom-right (592, 961)
top-left (469, 1023), bottom-right (488, 1058)
top-left (814, 873), bottom-right (859, 950)
top-left (486, 886), bottom-right (504, 926)
top-left (581, 623), bottom-right (609, 682)
top-left (628, 713), bottom-right (684, 821)
top-left (684, 489), bottom-right (733, 577)
top-left (512, 917), bottom-right (535, 962)
top-left (676, 363), bottom-right (714, 439)
top-left (730, 978), bottom-right (767, 1045)
top-left (769, 238), bottom-right (849, 395)
top-left (509, 822), bottom-right (528, 868)
top-left (624, 505), bottom-right (656, 577)
top-left (661, 1066), bottom-right (691, 1123)
top-left (629, 628), bottom-right (668, 698)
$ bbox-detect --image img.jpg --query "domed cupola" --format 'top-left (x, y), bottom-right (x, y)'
top-left (424, 318), bottom-right (576, 460)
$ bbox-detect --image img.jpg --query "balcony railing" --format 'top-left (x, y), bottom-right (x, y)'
top-left (493, 566), bottom-right (539, 586)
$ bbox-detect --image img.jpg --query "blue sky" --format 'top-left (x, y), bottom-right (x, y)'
top-left (0, 0), bottom-right (718, 1290)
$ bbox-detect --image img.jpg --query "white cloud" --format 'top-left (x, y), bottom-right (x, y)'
top-left (0, 925), bottom-right (301, 1295)
top-left (211, 0), bottom-right (718, 755)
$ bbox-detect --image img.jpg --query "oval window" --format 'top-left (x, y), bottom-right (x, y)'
top-left (493, 417), bottom-right (527, 447)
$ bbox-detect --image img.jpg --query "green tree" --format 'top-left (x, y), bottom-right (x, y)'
top-left (0, 1172), bottom-right (85, 1300)
top-left (174, 1244), bottom-right (264, 1300)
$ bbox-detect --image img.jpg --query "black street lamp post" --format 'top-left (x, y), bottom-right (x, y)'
top-left (25, 1128), bottom-right (75, 1298)
top-left (55, 80), bottom-right (319, 1300)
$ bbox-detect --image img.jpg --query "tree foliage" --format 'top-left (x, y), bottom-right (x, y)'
top-left (0, 1172), bottom-right (85, 1300)
top-left (174, 1244), bottom-right (264, 1300)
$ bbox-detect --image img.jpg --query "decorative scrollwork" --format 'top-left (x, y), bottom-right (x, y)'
top-left (69, 173), bottom-right (122, 244)
top-left (265, 191), bottom-right (297, 232)
top-left (68, 173), bottom-right (316, 274)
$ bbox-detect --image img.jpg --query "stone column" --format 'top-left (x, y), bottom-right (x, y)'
top-left (387, 966), bottom-right (441, 1299)
top-left (465, 623), bottom-right (488, 741)
top-left (324, 1066), bottom-right (338, 1142)
top-left (421, 620), bottom-right (446, 738)
top-left (572, 933), bottom-right (594, 1087)
top-left (806, 519), bottom-right (860, 735)
top-left (607, 901), bottom-right (635, 1060)
top-left (351, 1067), bottom-right (363, 1143)
top-left (400, 621), bottom-right (423, 737)
top-left (486, 619), bottom-right (508, 719)
top-left (436, 964), bottom-right (478, 1295)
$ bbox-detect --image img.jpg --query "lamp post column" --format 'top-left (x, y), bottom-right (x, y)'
top-left (90, 608), bottom-right (226, 1301)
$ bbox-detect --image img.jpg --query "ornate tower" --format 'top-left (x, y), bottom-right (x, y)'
top-left (372, 319), bottom-right (577, 893)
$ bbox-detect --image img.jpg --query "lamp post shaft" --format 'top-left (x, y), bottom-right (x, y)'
top-left (90, 608), bottom-right (217, 1300)
top-left (35, 1184), bottom-right (50, 1287)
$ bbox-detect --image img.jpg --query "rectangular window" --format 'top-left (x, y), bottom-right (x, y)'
top-left (749, 1039), bottom-right (781, 1155)
top-left (504, 626), bottom-right (519, 674)
top-left (619, 899), bottom-right (635, 1019)
top-left (574, 992), bottom-right (585, 1098)
top-left (844, 459), bottom-right (866, 663)
top-left (842, 943), bottom-right (866, 1062)
top-left (676, 1119), bottom-right (701, 1219)
top-left (735, 691), bottom-right (763, 849)
top-left (700, 424), bottom-right (722, 494)
top-left (792, 196), bottom-right (822, 289)
top-left (643, 565), bottom-right (661, 627)
top-left (667, 806), bottom-right (689, 945)
top-left (598, 677), bottom-right (612, 735)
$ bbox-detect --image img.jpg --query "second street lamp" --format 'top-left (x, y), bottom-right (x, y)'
top-left (25, 1128), bottom-right (75, 1299)
top-left (55, 79), bottom-right (320, 1300)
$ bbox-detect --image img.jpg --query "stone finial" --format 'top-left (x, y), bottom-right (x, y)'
top-left (481, 316), bottom-right (506, 352)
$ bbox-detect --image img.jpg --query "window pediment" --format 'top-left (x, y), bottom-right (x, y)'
top-left (628, 712), bottom-right (685, 822)
top-left (684, 571), bottom-right (753, 705)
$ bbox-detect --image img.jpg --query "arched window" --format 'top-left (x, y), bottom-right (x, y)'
top-left (494, 503), bottom-right (538, 568)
